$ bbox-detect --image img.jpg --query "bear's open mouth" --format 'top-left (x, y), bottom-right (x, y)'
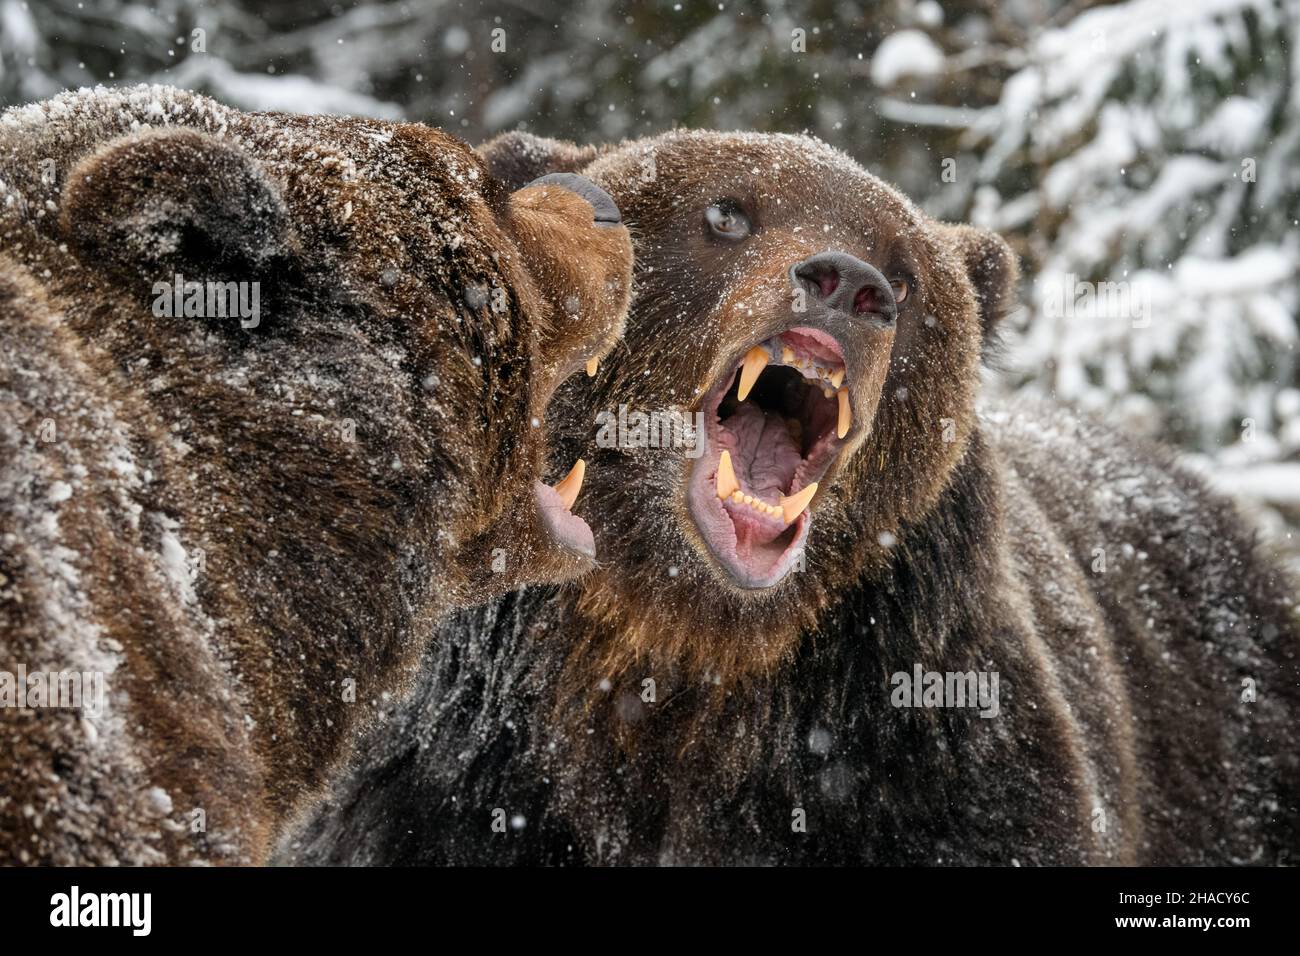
top-left (687, 326), bottom-right (853, 588)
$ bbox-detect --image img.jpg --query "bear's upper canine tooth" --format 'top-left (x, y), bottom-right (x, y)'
top-left (837, 387), bottom-right (850, 439)
top-left (781, 482), bottom-right (817, 524)
top-left (830, 367), bottom-right (844, 389)
top-left (586, 357), bottom-right (599, 377)
top-left (737, 346), bottom-right (768, 402)
top-left (716, 449), bottom-right (739, 500)
top-left (553, 458), bottom-right (586, 511)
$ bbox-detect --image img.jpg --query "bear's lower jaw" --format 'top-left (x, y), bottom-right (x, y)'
top-left (534, 478), bottom-right (596, 559)
top-left (688, 476), bottom-right (811, 588)
top-left (686, 327), bottom-right (850, 589)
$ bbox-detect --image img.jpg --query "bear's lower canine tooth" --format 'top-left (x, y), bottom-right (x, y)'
top-left (737, 346), bottom-right (768, 402)
top-left (553, 458), bottom-right (586, 510)
top-left (781, 482), bottom-right (818, 524)
top-left (716, 449), bottom-right (739, 499)
top-left (586, 357), bottom-right (599, 377)
top-left (837, 387), bottom-right (851, 439)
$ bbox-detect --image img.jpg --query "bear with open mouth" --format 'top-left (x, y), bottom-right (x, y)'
top-left (285, 129), bottom-right (1299, 866)
top-left (0, 86), bottom-right (632, 864)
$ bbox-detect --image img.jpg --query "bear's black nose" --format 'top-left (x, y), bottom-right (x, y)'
top-left (526, 172), bottom-right (622, 226)
top-left (792, 251), bottom-right (896, 322)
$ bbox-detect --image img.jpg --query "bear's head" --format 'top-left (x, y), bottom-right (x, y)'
top-left (481, 130), bottom-right (1016, 683)
top-left (19, 93), bottom-right (634, 603)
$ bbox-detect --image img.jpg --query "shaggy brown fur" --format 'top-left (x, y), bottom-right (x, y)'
top-left (285, 130), bottom-right (1300, 866)
top-left (0, 86), bottom-right (631, 864)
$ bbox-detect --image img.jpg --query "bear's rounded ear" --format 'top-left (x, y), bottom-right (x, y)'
top-left (941, 223), bottom-right (1019, 348)
top-left (59, 128), bottom-right (294, 283)
top-left (477, 131), bottom-right (608, 191)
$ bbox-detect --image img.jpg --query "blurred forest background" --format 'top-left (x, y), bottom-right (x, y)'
top-left (3, 0), bottom-right (1298, 566)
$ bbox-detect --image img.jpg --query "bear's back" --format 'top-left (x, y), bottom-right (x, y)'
top-left (985, 396), bottom-right (1300, 862)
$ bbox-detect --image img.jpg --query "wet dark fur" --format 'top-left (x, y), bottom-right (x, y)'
top-left (286, 416), bottom-right (1300, 865)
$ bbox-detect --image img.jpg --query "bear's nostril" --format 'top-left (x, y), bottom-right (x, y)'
top-left (853, 284), bottom-right (889, 316)
top-left (793, 251), bottom-right (896, 323)
top-left (795, 264), bottom-right (839, 299)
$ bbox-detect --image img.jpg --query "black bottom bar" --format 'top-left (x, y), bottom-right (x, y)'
top-left (0, 865), bottom-right (1293, 942)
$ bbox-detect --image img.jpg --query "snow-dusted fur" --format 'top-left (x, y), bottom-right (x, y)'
top-left (282, 131), bottom-right (1300, 865)
top-left (0, 87), bottom-right (631, 864)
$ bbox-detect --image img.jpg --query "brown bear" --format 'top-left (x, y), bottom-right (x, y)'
top-left (0, 86), bottom-right (632, 864)
top-left (282, 129), bottom-right (1300, 867)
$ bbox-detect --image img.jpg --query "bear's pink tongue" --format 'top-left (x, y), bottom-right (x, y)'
top-left (719, 402), bottom-right (802, 504)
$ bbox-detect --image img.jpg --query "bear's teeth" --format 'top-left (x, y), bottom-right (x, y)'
top-left (716, 449), bottom-right (739, 499)
top-left (585, 357), bottom-right (599, 377)
top-left (768, 338), bottom-right (844, 391)
top-left (553, 458), bottom-right (586, 510)
top-left (780, 482), bottom-right (818, 524)
top-left (736, 346), bottom-right (769, 402)
top-left (723, 487), bottom-right (784, 520)
top-left (836, 387), bottom-right (851, 439)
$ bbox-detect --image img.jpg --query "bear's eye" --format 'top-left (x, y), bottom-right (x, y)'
top-left (705, 201), bottom-right (751, 241)
top-left (890, 276), bottom-right (911, 304)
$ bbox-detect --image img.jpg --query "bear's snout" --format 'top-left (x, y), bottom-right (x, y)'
top-left (791, 251), bottom-right (897, 323)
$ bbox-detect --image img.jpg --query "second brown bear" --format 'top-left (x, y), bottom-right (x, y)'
top-left (0, 86), bottom-right (632, 864)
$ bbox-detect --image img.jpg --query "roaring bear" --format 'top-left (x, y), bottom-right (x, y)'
top-left (0, 86), bottom-right (632, 864)
top-left (283, 129), bottom-right (1300, 867)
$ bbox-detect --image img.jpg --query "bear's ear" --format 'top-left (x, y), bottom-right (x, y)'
top-left (477, 132), bottom-right (607, 191)
top-left (941, 223), bottom-right (1019, 349)
top-left (59, 128), bottom-right (295, 285)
